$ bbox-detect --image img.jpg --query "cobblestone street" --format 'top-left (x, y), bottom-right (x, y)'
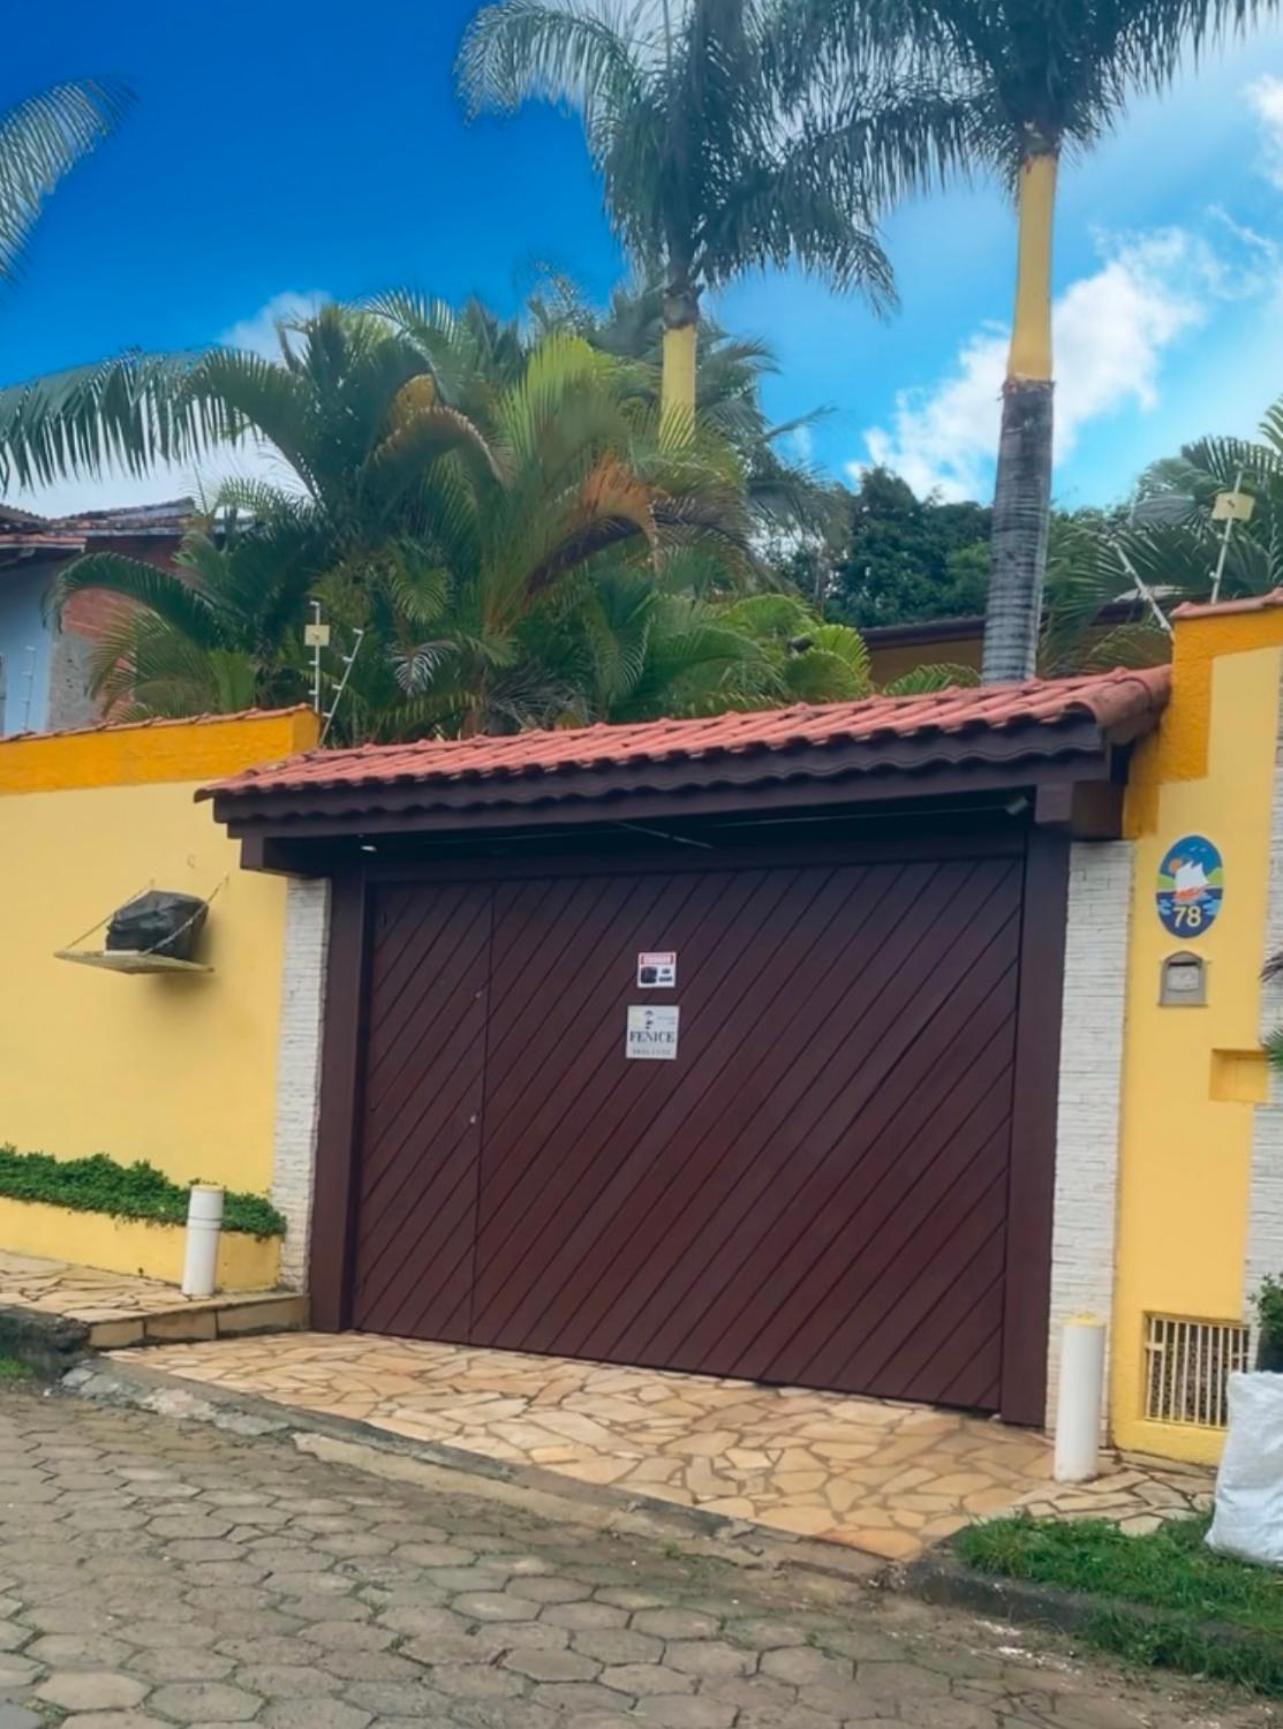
top-left (0, 1381), bottom-right (1273, 1729)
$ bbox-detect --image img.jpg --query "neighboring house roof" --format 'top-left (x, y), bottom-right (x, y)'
top-left (0, 704), bottom-right (310, 745)
top-left (0, 497), bottom-right (194, 559)
top-left (1173, 589), bottom-right (1283, 620)
top-left (204, 668), bottom-right (1170, 836)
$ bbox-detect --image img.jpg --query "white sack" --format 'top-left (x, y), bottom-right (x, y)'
top-left (1206, 1371), bottom-right (1283, 1567)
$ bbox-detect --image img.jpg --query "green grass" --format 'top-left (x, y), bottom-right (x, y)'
top-left (0, 1357), bottom-right (33, 1381)
top-left (956, 1514), bottom-right (1283, 1695)
top-left (0, 1145), bottom-right (285, 1238)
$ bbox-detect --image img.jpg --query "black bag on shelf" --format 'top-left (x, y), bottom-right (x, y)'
top-left (105, 890), bottom-right (208, 960)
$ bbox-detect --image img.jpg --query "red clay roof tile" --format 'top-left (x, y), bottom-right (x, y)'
top-left (1172, 589), bottom-right (1283, 619)
top-left (206, 668), bottom-right (1170, 801)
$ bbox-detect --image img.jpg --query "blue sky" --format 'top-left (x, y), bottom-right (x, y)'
top-left (6, 1), bottom-right (1283, 515)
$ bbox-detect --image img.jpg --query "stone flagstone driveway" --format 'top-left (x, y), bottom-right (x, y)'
top-left (123, 1333), bottom-right (1056, 1559)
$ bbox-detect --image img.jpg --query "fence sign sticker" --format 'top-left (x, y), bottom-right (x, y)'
top-left (637, 951), bottom-right (676, 988)
top-left (626, 1004), bottom-right (680, 1060)
top-left (1157, 835), bottom-right (1224, 939)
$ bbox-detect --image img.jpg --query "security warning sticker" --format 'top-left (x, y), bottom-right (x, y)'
top-left (637, 951), bottom-right (677, 988)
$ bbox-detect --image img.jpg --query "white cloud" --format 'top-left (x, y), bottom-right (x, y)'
top-left (6, 290), bottom-right (327, 518)
top-left (219, 289), bottom-right (329, 358)
top-left (861, 325), bottom-right (1006, 503)
top-left (1248, 74), bottom-right (1283, 188)
top-left (855, 230), bottom-right (1213, 502)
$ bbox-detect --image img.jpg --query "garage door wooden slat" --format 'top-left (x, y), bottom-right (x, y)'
top-left (474, 863), bottom-right (868, 1348)
top-left (349, 842), bottom-right (1031, 1414)
top-left (775, 1062), bottom-right (1014, 1389)
top-left (863, 1205), bottom-right (1008, 1401)
top-left (351, 884), bottom-right (491, 1342)
top-left (539, 863), bottom-right (943, 1364)
top-left (472, 867), bottom-right (821, 1335)
top-left (356, 961), bottom-right (494, 1239)
top-left (360, 890), bottom-right (493, 1134)
top-left (726, 1022), bottom-right (1015, 1389)
top-left (364, 883), bottom-right (480, 1074)
top-left (701, 913), bottom-right (1019, 1386)
top-left (477, 870), bottom-right (718, 1169)
top-left (610, 864), bottom-right (1016, 1378)
top-left (547, 864), bottom-right (912, 1364)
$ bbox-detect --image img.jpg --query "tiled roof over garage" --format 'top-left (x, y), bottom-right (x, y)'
top-left (207, 667), bottom-right (1170, 801)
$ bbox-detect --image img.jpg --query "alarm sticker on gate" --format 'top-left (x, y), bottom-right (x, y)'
top-left (1157, 834), bottom-right (1224, 939)
top-left (637, 950), bottom-right (676, 988)
top-left (626, 1004), bottom-right (680, 1060)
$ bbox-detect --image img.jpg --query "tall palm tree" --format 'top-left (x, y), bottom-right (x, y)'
top-left (527, 276), bottom-right (843, 539)
top-left (0, 79), bottom-right (218, 492)
top-left (456, 0), bottom-right (903, 427)
top-left (788, 0), bottom-right (1275, 682)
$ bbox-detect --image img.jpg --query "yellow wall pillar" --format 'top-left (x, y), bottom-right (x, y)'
top-left (1112, 602), bottom-right (1283, 1461)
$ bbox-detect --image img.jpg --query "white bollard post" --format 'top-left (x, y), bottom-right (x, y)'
top-left (181, 1185), bottom-right (224, 1298)
top-left (1054, 1315), bottom-right (1107, 1483)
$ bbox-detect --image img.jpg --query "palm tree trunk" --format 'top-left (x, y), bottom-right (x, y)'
top-left (983, 149), bottom-right (1058, 685)
top-left (661, 284), bottom-right (699, 432)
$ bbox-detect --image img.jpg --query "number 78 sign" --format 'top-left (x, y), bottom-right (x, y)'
top-left (1157, 835), bottom-right (1224, 939)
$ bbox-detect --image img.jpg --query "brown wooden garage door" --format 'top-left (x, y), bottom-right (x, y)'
top-left (350, 850), bottom-right (1026, 1412)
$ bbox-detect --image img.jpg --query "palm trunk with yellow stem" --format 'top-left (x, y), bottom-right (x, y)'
top-left (661, 282), bottom-right (699, 436)
top-left (983, 148), bottom-right (1058, 685)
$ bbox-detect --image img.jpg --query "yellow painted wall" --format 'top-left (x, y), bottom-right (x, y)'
top-left (0, 1195), bottom-right (279, 1290)
top-left (1113, 611), bottom-right (1283, 1462)
top-left (0, 709), bottom-right (317, 1279)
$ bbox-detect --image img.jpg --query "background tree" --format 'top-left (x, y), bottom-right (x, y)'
top-left (59, 297), bottom-right (890, 737)
top-left (816, 466), bottom-right (991, 627)
top-left (787, 0), bottom-right (1275, 684)
top-left (0, 80), bottom-right (216, 493)
top-left (457, 0), bottom-right (899, 426)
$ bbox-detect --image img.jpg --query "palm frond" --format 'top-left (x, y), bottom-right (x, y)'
top-left (883, 661), bottom-right (979, 695)
top-left (457, 0), bottom-right (647, 132)
top-left (0, 351), bottom-right (217, 489)
top-left (54, 549), bottom-right (224, 648)
top-left (0, 78), bottom-right (132, 280)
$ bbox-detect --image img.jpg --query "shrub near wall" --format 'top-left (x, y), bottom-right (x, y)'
top-left (0, 1147), bottom-right (284, 1289)
top-left (0, 1148), bottom-right (285, 1235)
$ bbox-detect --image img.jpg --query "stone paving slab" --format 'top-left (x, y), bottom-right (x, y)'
top-left (0, 1249), bottom-right (304, 1348)
top-left (0, 1380), bottom-right (1273, 1729)
top-left (117, 1332), bottom-right (1213, 1559)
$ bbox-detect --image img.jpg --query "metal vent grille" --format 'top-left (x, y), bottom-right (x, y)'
top-left (1144, 1314), bottom-right (1250, 1428)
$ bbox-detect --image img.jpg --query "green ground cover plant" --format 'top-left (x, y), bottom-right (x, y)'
top-left (0, 1146), bottom-right (284, 1238)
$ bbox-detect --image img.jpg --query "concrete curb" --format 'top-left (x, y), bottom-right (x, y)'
top-left (900, 1551), bottom-right (1100, 1637)
top-left (62, 1354), bottom-right (885, 1587)
top-left (0, 1303), bottom-right (90, 1377)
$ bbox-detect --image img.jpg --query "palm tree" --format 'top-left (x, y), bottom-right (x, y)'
top-left (787, 0), bottom-right (1275, 683)
top-left (0, 80), bottom-right (218, 492)
top-left (456, 0), bottom-right (902, 427)
top-left (57, 301), bottom-right (754, 735)
top-left (61, 296), bottom-right (919, 736)
top-left (54, 512), bottom-right (319, 720)
top-left (1037, 403), bottom-right (1283, 673)
top-left (526, 276), bottom-right (844, 540)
